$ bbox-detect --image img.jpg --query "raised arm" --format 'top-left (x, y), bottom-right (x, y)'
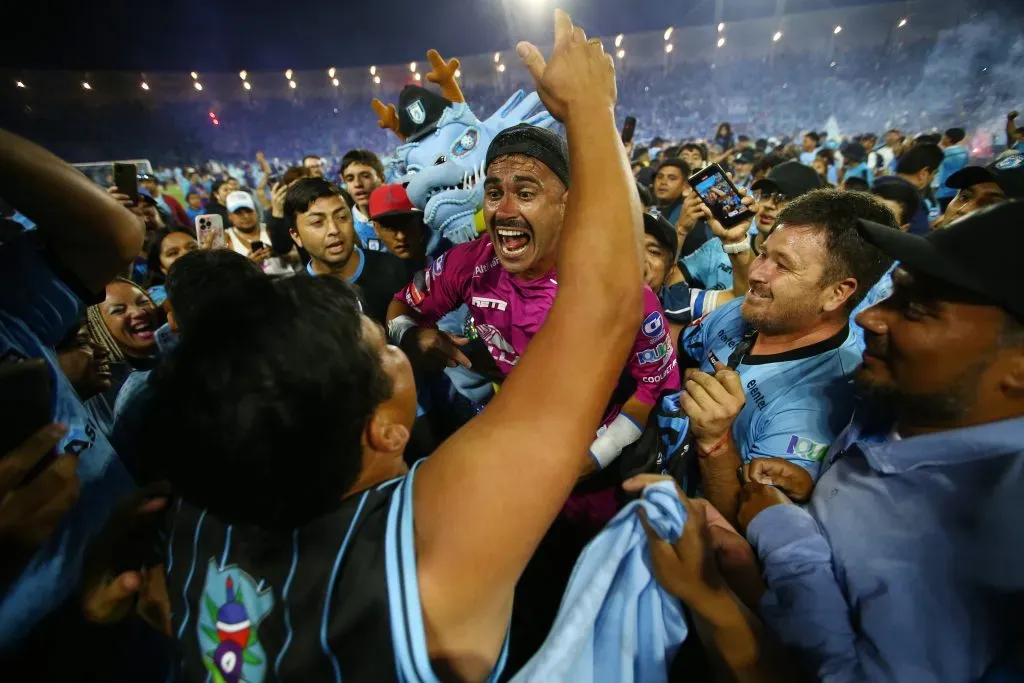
top-left (413, 10), bottom-right (643, 678)
top-left (0, 129), bottom-right (143, 294)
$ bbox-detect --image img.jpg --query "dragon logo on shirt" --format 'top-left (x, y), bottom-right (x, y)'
top-left (475, 323), bottom-right (519, 367)
top-left (198, 560), bottom-right (274, 683)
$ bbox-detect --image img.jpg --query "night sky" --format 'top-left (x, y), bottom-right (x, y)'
top-left (1, 0), bottom-right (916, 72)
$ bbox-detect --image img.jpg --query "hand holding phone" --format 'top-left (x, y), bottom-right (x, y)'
top-left (250, 240), bottom-right (265, 252)
top-left (195, 214), bottom-right (226, 250)
top-left (688, 163), bottom-right (755, 228)
top-left (621, 115), bottom-right (637, 144)
top-left (112, 163), bottom-right (139, 206)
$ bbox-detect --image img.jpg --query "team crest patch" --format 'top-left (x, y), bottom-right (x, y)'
top-left (450, 127), bottom-right (480, 158)
top-left (995, 153), bottom-right (1024, 170)
top-left (786, 435), bottom-right (829, 462)
top-left (642, 311), bottom-right (665, 339)
top-left (198, 560), bottom-right (274, 683)
top-left (406, 100), bottom-right (426, 125)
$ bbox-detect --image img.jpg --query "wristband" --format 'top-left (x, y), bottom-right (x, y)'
top-left (698, 432), bottom-right (731, 458)
top-left (589, 413), bottom-right (644, 469)
top-left (722, 240), bottom-right (752, 254)
top-left (387, 315), bottom-right (417, 346)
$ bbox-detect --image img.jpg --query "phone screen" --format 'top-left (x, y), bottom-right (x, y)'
top-left (112, 163), bottom-right (139, 205)
top-left (621, 116), bottom-right (637, 144)
top-left (690, 164), bottom-right (753, 227)
top-left (250, 241), bottom-right (264, 252)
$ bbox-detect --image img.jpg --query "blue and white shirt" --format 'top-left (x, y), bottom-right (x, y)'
top-left (680, 298), bottom-right (863, 478)
top-left (0, 233), bottom-right (134, 651)
top-left (681, 238), bottom-right (733, 292)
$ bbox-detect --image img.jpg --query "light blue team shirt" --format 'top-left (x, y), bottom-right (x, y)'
top-left (748, 409), bottom-right (1024, 683)
top-left (850, 263), bottom-right (896, 352)
top-left (680, 298), bottom-right (863, 478)
top-left (0, 234), bottom-right (134, 650)
top-left (800, 149), bottom-right (820, 166)
top-left (681, 237), bottom-right (733, 292)
top-left (936, 145), bottom-right (969, 200)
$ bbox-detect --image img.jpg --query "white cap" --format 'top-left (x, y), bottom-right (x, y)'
top-left (226, 191), bottom-right (256, 213)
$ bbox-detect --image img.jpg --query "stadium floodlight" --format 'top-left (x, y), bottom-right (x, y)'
top-left (239, 70), bottom-right (247, 80)
top-left (243, 81), bottom-right (252, 91)
top-left (82, 82), bottom-right (92, 90)
top-left (663, 27), bottom-right (673, 41)
top-left (332, 77), bottom-right (340, 86)
top-left (454, 69), bottom-right (461, 78)
top-left (409, 62), bottom-right (417, 73)
top-left (494, 52), bottom-right (501, 63)
top-left (830, 61), bottom-right (837, 67)
top-left (209, 111), bottom-right (215, 119)
top-left (285, 69), bottom-right (293, 80)
top-left (773, 31), bottom-right (783, 42)
top-left (194, 82), bottom-right (203, 91)
top-left (665, 44), bottom-right (674, 53)
top-left (718, 22), bottom-right (725, 32)
top-left (328, 67), bottom-right (336, 78)
top-left (288, 80), bottom-right (297, 89)
top-left (898, 18), bottom-right (907, 27)
top-left (616, 49), bottom-right (625, 59)
top-left (717, 37), bottom-right (726, 47)
top-left (373, 75), bottom-right (381, 84)
top-left (615, 34), bottom-right (623, 47)
top-left (141, 82), bottom-right (150, 90)
top-left (833, 25), bottom-right (842, 34)
top-left (370, 65), bottom-right (377, 75)
top-left (190, 71), bottom-right (198, 80)
top-left (414, 72), bottom-right (422, 81)
top-left (16, 80), bottom-right (25, 88)
top-left (497, 64), bottom-right (506, 73)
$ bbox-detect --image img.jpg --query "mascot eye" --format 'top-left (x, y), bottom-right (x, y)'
top-left (450, 127), bottom-right (480, 158)
top-left (434, 155), bottom-right (447, 166)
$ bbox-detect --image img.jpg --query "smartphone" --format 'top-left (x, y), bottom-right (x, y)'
top-left (267, 173), bottom-right (282, 187)
top-left (250, 240), bottom-right (264, 252)
top-left (688, 163), bottom-right (755, 227)
top-left (621, 116), bottom-right (637, 145)
top-left (112, 162), bottom-right (139, 205)
top-left (195, 213), bottom-right (226, 249)
top-left (0, 359), bottom-right (55, 484)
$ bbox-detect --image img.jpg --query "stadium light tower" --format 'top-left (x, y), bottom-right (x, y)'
top-left (194, 82), bottom-right (203, 91)
top-left (833, 25), bottom-right (842, 34)
top-left (454, 69), bottom-right (461, 78)
top-left (665, 44), bottom-right (674, 53)
top-left (409, 62), bottom-right (417, 73)
top-left (497, 64), bottom-right (506, 73)
top-left (141, 81), bottom-right (150, 90)
top-left (285, 69), bottom-right (293, 80)
top-left (332, 77), bottom-right (340, 86)
top-left (16, 80), bottom-right (25, 88)
top-left (243, 81), bottom-right (252, 91)
top-left (615, 34), bottom-right (623, 48)
top-left (717, 37), bottom-right (726, 47)
top-left (414, 72), bottom-right (422, 81)
top-left (82, 82), bottom-right (92, 90)
top-left (373, 75), bottom-right (381, 84)
top-left (239, 70), bottom-right (247, 80)
top-left (616, 49), bottom-right (625, 59)
top-left (718, 22), bottom-right (725, 32)
top-left (898, 18), bottom-right (908, 27)
top-left (663, 27), bottom-right (673, 41)
top-left (370, 65), bottom-right (377, 76)
top-left (494, 52), bottom-right (501, 63)
top-left (328, 67), bottom-right (336, 78)
top-left (772, 31), bottom-right (783, 42)
top-left (288, 80), bottom-right (296, 89)
top-left (190, 71), bottom-right (198, 80)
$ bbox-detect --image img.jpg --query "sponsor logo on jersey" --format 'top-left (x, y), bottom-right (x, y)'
top-left (197, 560), bottom-right (274, 683)
top-left (471, 296), bottom-right (508, 311)
top-left (642, 311), bottom-right (666, 339)
top-left (746, 378), bottom-right (767, 411)
top-left (476, 323), bottom-right (519, 367)
top-left (707, 350), bottom-right (722, 366)
top-left (432, 252), bottom-right (446, 276)
top-left (786, 435), bottom-right (829, 462)
top-left (474, 257), bottom-right (500, 276)
top-left (637, 341), bottom-right (670, 365)
top-left (641, 357), bottom-right (678, 384)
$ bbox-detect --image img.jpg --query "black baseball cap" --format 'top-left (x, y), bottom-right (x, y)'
top-left (841, 142), bottom-right (867, 163)
top-left (734, 149), bottom-right (757, 165)
top-left (643, 212), bottom-right (678, 258)
top-left (855, 200), bottom-right (1024, 320)
top-left (945, 151), bottom-right (1024, 199)
top-left (750, 160), bottom-right (823, 199)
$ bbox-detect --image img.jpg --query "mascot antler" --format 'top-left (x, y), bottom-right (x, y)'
top-left (425, 49), bottom-right (465, 104)
top-left (371, 99), bottom-right (405, 141)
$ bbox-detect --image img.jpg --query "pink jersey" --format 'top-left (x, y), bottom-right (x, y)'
top-left (395, 236), bottom-right (680, 415)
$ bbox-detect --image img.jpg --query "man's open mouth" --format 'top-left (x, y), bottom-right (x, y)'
top-left (495, 228), bottom-right (531, 257)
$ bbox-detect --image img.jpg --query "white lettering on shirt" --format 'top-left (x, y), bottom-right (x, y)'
top-left (471, 296), bottom-right (508, 311)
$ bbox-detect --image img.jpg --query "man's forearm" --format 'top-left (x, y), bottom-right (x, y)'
top-left (698, 439), bottom-right (744, 525)
top-left (0, 129), bottom-right (143, 293)
top-left (729, 250), bottom-right (754, 298)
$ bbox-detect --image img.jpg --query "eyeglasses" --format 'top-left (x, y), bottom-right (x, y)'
top-left (751, 190), bottom-right (789, 205)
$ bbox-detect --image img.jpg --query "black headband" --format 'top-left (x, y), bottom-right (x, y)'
top-left (485, 124), bottom-right (570, 188)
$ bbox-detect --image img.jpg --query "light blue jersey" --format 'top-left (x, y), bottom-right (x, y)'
top-left (936, 145), bottom-right (969, 200)
top-left (850, 263), bottom-right (896, 352)
top-left (681, 298), bottom-right (863, 478)
top-left (681, 237), bottom-right (732, 291)
top-left (0, 234), bottom-right (134, 650)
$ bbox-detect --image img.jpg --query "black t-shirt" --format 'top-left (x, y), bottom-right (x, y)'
top-left (164, 465), bottom-right (459, 681)
top-left (302, 248), bottom-right (410, 325)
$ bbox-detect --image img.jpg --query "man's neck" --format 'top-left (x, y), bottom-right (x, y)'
top-left (312, 247), bottom-right (362, 281)
top-left (659, 195), bottom-right (683, 210)
top-left (750, 317), bottom-right (847, 357)
top-left (896, 173), bottom-right (923, 191)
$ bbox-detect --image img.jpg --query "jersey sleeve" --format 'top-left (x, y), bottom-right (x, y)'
top-left (0, 232), bottom-right (84, 347)
top-left (746, 388), bottom-right (837, 480)
top-left (662, 282), bottom-right (729, 326)
top-left (680, 238), bottom-right (733, 291)
top-left (392, 246), bottom-right (470, 327)
top-left (628, 287), bottom-right (681, 406)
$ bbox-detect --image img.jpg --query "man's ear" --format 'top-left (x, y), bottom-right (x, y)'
top-left (1001, 351), bottom-right (1024, 397)
top-left (364, 412), bottom-right (410, 455)
top-left (289, 227), bottom-right (303, 249)
top-left (899, 222), bottom-right (911, 233)
top-left (823, 277), bottom-right (858, 313)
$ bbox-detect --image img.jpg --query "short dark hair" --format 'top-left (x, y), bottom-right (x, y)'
top-left (340, 149), bottom-right (385, 181)
top-left (210, 178), bottom-right (229, 196)
top-left (165, 249), bottom-right (265, 334)
top-left (871, 180), bottom-right (920, 226)
top-left (896, 143), bottom-right (944, 175)
top-left (283, 177), bottom-right (345, 231)
top-left (774, 189), bottom-right (898, 311)
top-left (282, 165), bottom-right (311, 185)
top-left (302, 154), bottom-right (321, 165)
top-left (680, 143), bottom-right (707, 162)
top-left (944, 127), bottom-right (966, 144)
top-left (141, 276), bottom-right (391, 526)
top-left (753, 153), bottom-right (786, 177)
top-left (804, 131), bottom-right (821, 144)
top-left (656, 158), bottom-right (691, 179)
top-left (145, 228), bottom-right (195, 288)
top-left (844, 177), bottom-right (870, 192)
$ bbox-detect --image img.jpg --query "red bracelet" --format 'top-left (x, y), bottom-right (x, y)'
top-left (698, 433), bottom-right (731, 458)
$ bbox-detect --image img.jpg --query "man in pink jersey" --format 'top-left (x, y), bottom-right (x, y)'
top-left (388, 124), bottom-right (680, 475)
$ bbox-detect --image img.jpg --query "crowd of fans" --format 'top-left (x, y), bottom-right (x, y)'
top-left (1, 7), bottom-right (1024, 683)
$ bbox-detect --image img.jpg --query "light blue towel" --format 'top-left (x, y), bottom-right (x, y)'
top-left (512, 481), bottom-right (689, 683)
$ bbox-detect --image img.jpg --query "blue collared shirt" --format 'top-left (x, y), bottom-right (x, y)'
top-left (748, 408), bottom-right (1024, 683)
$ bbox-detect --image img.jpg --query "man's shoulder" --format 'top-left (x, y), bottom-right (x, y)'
top-left (436, 237), bottom-right (496, 277)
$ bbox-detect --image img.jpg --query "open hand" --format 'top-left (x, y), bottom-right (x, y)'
top-left (516, 10), bottom-right (616, 122)
top-left (270, 181), bottom-right (290, 218)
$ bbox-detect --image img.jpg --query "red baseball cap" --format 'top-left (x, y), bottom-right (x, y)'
top-left (369, 184), bottom-right (420, 221)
